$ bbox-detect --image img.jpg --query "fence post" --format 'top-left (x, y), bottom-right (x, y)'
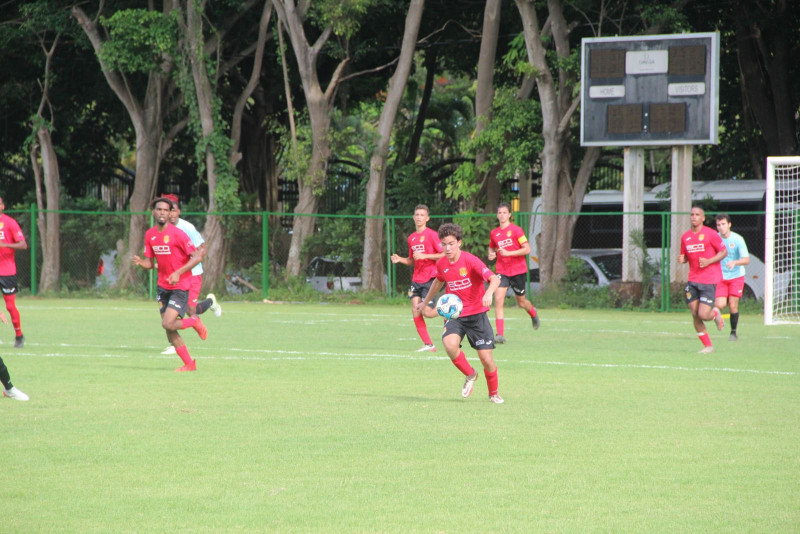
top-left (385, 216), bottom-right (393, 297)
top-left (268, 211), bottom-right (269, 300)
top-left (29, 203), bottom-right (38, 296)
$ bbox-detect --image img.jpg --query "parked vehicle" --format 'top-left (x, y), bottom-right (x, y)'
top-left (306, 256), bottom-right (364, 293)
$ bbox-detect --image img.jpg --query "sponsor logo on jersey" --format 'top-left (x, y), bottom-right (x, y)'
top-left (152, 245), bottom-right (171, 254)
top-left (448, 278), bottom-right (471, 291)
top-left (686, 243), bottom-right (705, 253)
top-left (411, 244), bottom-right (425, 253)
top-left (498, 238), bottom-right (513, 248)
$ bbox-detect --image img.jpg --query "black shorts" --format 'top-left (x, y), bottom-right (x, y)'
top-left (0, 275), bottom-right (18, 295)
top-left (498, 273), bottom-right (527, 296)
top-left (157, 287), bottom-right (190, 317)
top-left (407, 278), bottom-right (435, 301)
top-left (443, 312), bottom-right (496, 350)
top-left (684, 282), bottom-right (716, 306)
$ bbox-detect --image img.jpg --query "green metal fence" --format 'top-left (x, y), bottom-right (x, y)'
top-left (6, 206), bottom-right (765, 312)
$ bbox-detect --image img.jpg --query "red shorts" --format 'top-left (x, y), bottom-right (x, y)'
top-left (715, 277), bottom-right (744, 299)
top-left (188, 274), bottom-right (203, 305)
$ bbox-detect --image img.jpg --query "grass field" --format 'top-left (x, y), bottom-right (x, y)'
top-left (2, 299), bottom-right (798, 532)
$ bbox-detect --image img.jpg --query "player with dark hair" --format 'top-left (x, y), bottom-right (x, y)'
top-left (678, 206), bottom-right (727, 354)
top-left (0, 196), bottom-right (28, 348)
top-left (714, 213), bottom-right (750, 341)
top-left (0, 310), bottom-right (28, 400)
top-left (488, 202), bottom-right (540, 343)
top-left (416, 222), bottom-right (505, 403)
top-left (132, 197), bottom-right (207, 372)
top-left (159, 194), bottom-right (221, 356)
top-left (391, 204), bottom-right (444, 351)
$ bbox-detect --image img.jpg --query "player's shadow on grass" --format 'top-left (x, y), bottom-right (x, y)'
top-left (341, 392), bottom-right (466, 403)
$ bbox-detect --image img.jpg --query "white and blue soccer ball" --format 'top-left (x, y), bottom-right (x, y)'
top-left (436, 293), bottom-right (463, 320)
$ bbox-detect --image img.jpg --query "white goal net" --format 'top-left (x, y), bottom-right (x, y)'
top-left (765, 156), bottom-right (800, 325)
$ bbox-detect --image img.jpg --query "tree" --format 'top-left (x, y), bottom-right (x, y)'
top-left (272, 0), bottom-right (369, 277)
top-left (361, 0), bottom-right (425, 291)
top-left (73, 4), bottom-right (186, 287)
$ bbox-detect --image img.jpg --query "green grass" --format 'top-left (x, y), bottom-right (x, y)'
top-left (2, 299), bottom-right (798, 532)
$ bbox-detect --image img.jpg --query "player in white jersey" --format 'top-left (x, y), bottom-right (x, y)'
top-left (714, 213), bottom-right (750, 341)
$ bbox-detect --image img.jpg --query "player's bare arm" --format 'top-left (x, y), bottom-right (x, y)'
top-left (132, 255), bottom-right (153, 270)
top-left (390, 253), bottom-right (412, 266)
top-left (167, 250), bottom-right (203, 285)
top-left (0, 240), bottom-right (27, 250)
top-left (698, 248), bottom-right (727, 268)
top-left (498, 242), bottom-right (531, 257)
top-left (678, 254), bottom-right (687, 263)
top-left (726, 256), bottom-right (750, 270)
top-left (482, 274), bottom-right (501, 307)
top-left (416, 279), bottom-right (444, 314)
top-left (412, 250), bottom-right (444, 261)
top-left (0, 310), bottom-right (8, 324)
top-left (487, 248), bottom-right (497, 261)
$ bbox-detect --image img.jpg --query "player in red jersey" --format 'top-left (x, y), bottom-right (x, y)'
top-left (132, 198), bottom-right (208, 371)
top-left (391, 205), bottom-right (444, 352)
top-left (487, 202), bottom-right (540, 343)
top-left (678, 206), bottom-right (727, 354)
top-left (0, 196), bottom-right (28, 348)
top-left (416, 223), bottom-right (505, 403)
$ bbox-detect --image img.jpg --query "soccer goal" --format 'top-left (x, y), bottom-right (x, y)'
top-left (765, 156), bottom-right (800, 325)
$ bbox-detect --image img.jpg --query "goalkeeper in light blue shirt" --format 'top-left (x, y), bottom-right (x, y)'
top-left (714, 213), bottom-right (750, 341)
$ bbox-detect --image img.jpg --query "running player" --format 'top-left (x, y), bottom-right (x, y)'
top-left (678, 206), bottom-right (727, 354)
top-left (0, 195), bottom-right (28, 348)
top-left (159, 194), bottom-right (221, 356)
top-left (132, 197), bottom-right (207, 371)
top-left (390, 204), bottom-right (444, 351)
top-left (416, 222), bottom-right (505, 403)
top-left (487, 202), bottom-right (539, 343)
top-left (714, 213), bottom-right (750, 341)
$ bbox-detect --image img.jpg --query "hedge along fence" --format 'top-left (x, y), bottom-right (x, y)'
top-left (5, 206), bottom-right (764, 311)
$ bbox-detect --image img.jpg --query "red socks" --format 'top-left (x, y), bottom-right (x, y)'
top-left (181, 316), bottom-right (198, 330)
top-left (528, 307), bottom-right (537, 318)
top-left (698, 332), bottom-right (712, 347)
top-left (496, 319), bottom-right (504, 336)
top-left (451, 351), bottom-right (475, 376)
top-left (3, 294), bottom-right (22, 336)
top-left (484, 369), bottom-right (499, 396)
top-left (175, 344), bottom-right (194, 365)
top-left (413, 315), bottom-right (433, 345)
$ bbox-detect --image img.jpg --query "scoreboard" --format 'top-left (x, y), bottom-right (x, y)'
top-left (580, 33), bottom-right (719, 147)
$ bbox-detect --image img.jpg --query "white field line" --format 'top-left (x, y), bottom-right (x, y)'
top-left (14, 346), bottom-right (797, 376)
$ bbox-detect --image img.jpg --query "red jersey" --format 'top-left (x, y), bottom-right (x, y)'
top-left (0, 213), bottom-right (26, 276)
top-left (435, 251), bottom-right (496, 318)
top-left (407, 227), bottom-right (443, 282)
top-left (489, 223), bottom-right (528, 276)
top-left (680, 225), bottom-right (725, 284)
top-left (143, 223), bottom-right (197, 290)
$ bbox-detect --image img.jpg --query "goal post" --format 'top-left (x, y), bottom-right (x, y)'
top-left (765, 156), bottom-right (800, 325)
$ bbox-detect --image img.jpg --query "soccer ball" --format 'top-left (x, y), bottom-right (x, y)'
top-left (436, 293), bottom-right (463, 320)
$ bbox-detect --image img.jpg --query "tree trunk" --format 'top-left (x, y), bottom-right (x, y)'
top-left (515, 0), bottom-right (600, 286)
top-left (472, 0), bottom-right (502, 212)
top-left (73, 5), bottom-right (177, 289)
top-left (34, 127), bottom-right (61, 292)
top-left (273, 0), bottom-right (348, 277)
top-left (362, 0), bottom-right (425, 292)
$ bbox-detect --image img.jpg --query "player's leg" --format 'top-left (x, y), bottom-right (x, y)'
top-left (510, 274), bottom-right (539, 330)
top-left (686, 285), bottom-right (714, 353)
top-left (493, 276), bottom-right (508, 343)
top-left (2, 279), bottom-right (24, 347)
top-left (0, 355), bottom-right (28, 400)
top-left (410, 292), bottom-right (435, 350)
top-left (728, 295), bottom-right (740, 340)
top-left (160, 290), bottom-right (208, 340)
top-left (441, 320), bottom-right (477, 397)
top-left (186, 275), bottom-right (202, 316)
